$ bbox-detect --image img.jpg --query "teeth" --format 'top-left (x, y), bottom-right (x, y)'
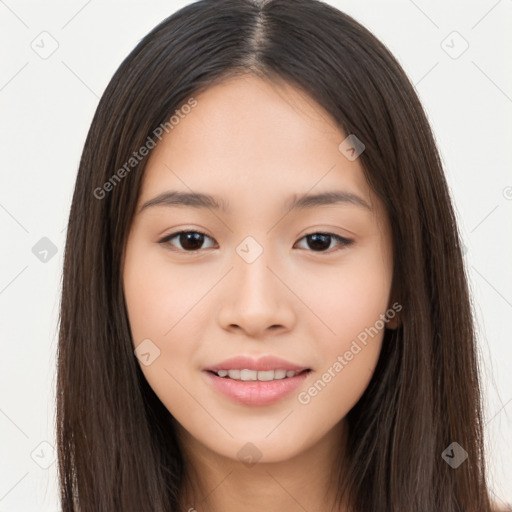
top-left (274, 369), bottom-right (287, 379)
top-left (215, 369), bottom-right (301, 381)
top-left (228, 369), bottom-right (240, 379)
top-left (255, 370), bottom-right (274, 381)
top-left (239, 369), bottom-right (257, 380)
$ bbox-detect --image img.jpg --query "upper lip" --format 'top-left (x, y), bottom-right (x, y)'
top-left (204, 355), bottom-right (310, 373)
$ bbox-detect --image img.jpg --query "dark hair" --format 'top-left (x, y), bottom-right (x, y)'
top-left (57, 0), bottom-right (497, 510)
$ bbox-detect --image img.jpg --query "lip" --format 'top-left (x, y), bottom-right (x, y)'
top-left (203, 369), bottom-right (311, 406)
top-left (202, 354), bottom-right (311, 406)
top-left (203, 354), bottom-right (310, 372)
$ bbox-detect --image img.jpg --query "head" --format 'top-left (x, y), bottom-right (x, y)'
top-left (57, 1), bottom-right (493, 511)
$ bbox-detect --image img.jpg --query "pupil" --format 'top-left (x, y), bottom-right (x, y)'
top-left (181, 232), bottom-right (204, 251)
top-left (308, 233), bottom-right (330, 251)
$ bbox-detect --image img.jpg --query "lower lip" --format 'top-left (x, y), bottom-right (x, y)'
top-left (203, 370), bottom-right (310, 406)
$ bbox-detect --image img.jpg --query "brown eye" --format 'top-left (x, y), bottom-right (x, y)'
top-left (159, 230), bottom-right (216, 252)
top-left (294, 232), bottom-right (353, 253)
top-left (158, 230), bottom-right (353, 254)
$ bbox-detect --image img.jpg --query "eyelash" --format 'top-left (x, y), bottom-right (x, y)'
top-left (158, 229), bottom-right (354, 254)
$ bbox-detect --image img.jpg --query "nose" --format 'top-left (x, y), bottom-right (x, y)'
top-left (217, 245), bottom-right (296, 338)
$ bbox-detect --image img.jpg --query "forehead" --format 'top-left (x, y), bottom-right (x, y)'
top-left (138, 74), bottom-right (377, 216)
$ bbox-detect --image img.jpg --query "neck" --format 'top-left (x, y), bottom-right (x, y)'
top-left (176, 419), bottom-right (351, 512)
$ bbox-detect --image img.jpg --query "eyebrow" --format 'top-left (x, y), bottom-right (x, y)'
top-left (138, 190), bottom-right (371, 214)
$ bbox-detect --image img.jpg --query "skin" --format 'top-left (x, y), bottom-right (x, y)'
top-left (122, 74), bottom-right (396, 512)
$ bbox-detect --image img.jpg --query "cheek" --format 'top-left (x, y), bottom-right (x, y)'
top-left (123, 240), bottom-right (213, 399)
top-left (123, 241), bottom-right (211, 344)
top-left (293, 335), bottom-right (383, 452)
top-left (291, 247), bottom-right (391, 419)
top-left (298, 245), bottom-right (392, 348)
top-left (123, 244), bottom-right (207, 415)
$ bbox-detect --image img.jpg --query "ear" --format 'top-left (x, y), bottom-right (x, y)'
top-left (386, 313), bottom-right (399, 330)
top-left (384, 299), bottom-right (402, 330)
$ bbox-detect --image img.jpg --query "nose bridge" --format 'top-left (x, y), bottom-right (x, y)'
top-left (234, 234), bottom-right (279, 306)
top-left (217, 234), bottom-right (295, 334)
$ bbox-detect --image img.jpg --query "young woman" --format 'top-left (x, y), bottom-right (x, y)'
top-left (57, 0), bottom-right (504, 510)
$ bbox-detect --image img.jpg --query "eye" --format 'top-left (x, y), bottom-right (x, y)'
top-left (158, 230), bottom-right (353, 254)
top-left (158, 230), bottom-right (216, 252)
top-left (294, 232), bottom-right (354, 253)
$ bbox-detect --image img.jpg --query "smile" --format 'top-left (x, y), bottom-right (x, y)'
top-left (212, 368), bottom-right (308, 381)
top-left (203, 369), bottom-right (311, 406)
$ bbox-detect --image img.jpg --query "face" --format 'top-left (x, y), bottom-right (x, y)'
top-left (122, 74), bottom-right (395, 464)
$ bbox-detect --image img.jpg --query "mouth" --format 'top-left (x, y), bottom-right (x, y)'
top-left (202, 354), bottom-right (312, 405)
top-left (203, 368), bottom-right (312, 406)
top-left (206, 368), bottom-right (311, 381)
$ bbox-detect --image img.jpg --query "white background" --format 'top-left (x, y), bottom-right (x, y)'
top-left (1, 0), bottom-right (511, 510)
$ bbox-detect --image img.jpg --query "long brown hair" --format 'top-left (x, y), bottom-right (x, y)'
top-left (57, 0), bottom-right (496, 510)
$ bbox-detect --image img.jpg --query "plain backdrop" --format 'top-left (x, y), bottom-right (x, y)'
top-left (1, 0), bottom-right (511, 510)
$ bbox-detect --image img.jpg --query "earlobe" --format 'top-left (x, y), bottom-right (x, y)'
top-left (384, 297), bottom-right (402, 330)
top-left (386, 315), bottom-right (399, 330)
